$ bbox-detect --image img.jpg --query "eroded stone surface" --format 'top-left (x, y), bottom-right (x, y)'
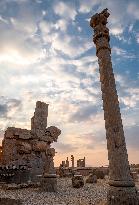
top-left (1, 101), bottom-right (61, 184)
top-left (40, 175), bottom-right (57, 192)
top-left (86, 174), bottom-right (97, 184)
top-left (72, 175), bottom-right (84, 188)
top-left (90, 8), bottom-right (139, 204)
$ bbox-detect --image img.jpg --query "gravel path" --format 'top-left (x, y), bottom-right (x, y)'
top-left (0, 178), bottom-right (108, 205)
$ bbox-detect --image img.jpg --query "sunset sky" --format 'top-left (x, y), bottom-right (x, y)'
top-left (0, 0), bottom-right (139, 167)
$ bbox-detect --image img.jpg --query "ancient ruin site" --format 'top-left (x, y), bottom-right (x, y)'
top-left (0, 1), bottom-right (139, 205)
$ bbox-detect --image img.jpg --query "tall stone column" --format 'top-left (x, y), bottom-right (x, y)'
top-left (90, 9), bottom-right (138, 204)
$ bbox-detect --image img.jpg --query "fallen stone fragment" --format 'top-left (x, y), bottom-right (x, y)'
top-left (86, 174), bottom-right (97, 183)
top-left (72, 175), bottom-right (84, 188)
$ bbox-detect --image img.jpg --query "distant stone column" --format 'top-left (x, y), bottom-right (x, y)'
top-left (90, 9), bottom-right (138, 204)
top-left (83, 157), bottom-right (85, 167)
top-left (66, 157), bottom-right (69, 167)
top-left (62, 161), bottom-right (66, 167)
top-left (71, 155), bottom-right (74, 168)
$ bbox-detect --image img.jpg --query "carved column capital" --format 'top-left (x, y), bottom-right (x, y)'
top-left (90, 8), bottom-right (111, 55)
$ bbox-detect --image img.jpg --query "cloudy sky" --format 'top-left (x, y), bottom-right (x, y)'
top-left (0, 0), bottom-right (139, 167)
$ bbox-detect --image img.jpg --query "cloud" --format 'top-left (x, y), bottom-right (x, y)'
top-left (80, 131), bottom-right (106, 150)
top-left (78, 0), bottom-right (99, 13)
top-left (127, 2), bottom-right (139, 20)
top-left (53, 142), bottom-right (77, 154)
top-left (39, 20), bottom-right (91, 58)
top-left (0, 97), bottom-right (21, 119)
top-left (53, 1), bottom-right (77, 20)
top-left (0, 0), bottom-right (44, 65)
top-left (136, 33), bottom-right (139, 44)
top-left (114, 73), bottom-right (139, 110)
top-left (51, 33), bottom-right (91, 58)
top-left (54, 19), bottom-right (68, 32)
top-left (0, 104), bottom-right (7, 118)
top-left (125, 125), bottom-right (139, 150)
top-left (70, 103), bottom-right (99, 122)
top-left (112, 46), bottom-right (135, 59)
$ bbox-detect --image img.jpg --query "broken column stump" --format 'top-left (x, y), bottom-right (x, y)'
top-left (40, 174), bottom-right (57, 192)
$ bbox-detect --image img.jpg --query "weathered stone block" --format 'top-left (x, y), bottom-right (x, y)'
top-left (1, 101), bottom-right (61, 186)
top-left (107, 186), bottom-right (139, 205)
top-left (72, 175), bottom-right (84, 188)
top-left (46, 126), bottom-right (61, 142)
top-left (93, 169), bottom-right (105, 179)
top-left (18, 130), bottom-right (31, 140)
top-left (86, 174), bottom-right (97, 183)
top-left (40, 174), bottom-right (57, 192)
top-left (16, 141), bottom-right (32, 154)
top-left (32, 140), bottom-right (48, 152)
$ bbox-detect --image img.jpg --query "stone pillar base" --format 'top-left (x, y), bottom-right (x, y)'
top-left (40, 174), bottom-right (57, 192)
top-left (107, 186), bottom-right (139, 205)
top-left (109, 180), bottom-right (135, 187)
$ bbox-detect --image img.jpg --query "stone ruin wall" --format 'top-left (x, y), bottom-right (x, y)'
top-left (0, 101), bottom-right (61, 182)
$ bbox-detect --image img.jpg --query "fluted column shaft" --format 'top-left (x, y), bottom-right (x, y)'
top-left (90, 9), bottom-right (138, 204)
top-left (97, 46), bottom-right (133, 186)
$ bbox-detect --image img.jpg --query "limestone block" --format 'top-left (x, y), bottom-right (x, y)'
top-left (72, 175), bottom-right (84, 188)
top-left (107, 186), bottom-right (139, 205)
top-left (40, 174), bottom-right (57, 192)
top-left (18, 130), bottom-right (31, 140)
top-left (40, 132), bottom-right (52, 142)
top-left (46, 126), bottom-right (61, 142)
top-left (5, 128), bottom-right (31, 140)
top-left (93, 169), bottom-right (105, 179)
top-left (16, 141), bottom-right (32, 154)
top-left (35, 129), bottom-right (46, 141)
top-left (47, 148), bottom-right (55, 157)
top-left (31, 101), bottom-right (48, 131)
top-left (2, 138), bottom-right (17, 164)
top-left (4, 127), bottom-right (16, 139)
top-left (86, 174), bottom-right (97, 183)
top-left (32, 141), bottom-right (48, 152)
